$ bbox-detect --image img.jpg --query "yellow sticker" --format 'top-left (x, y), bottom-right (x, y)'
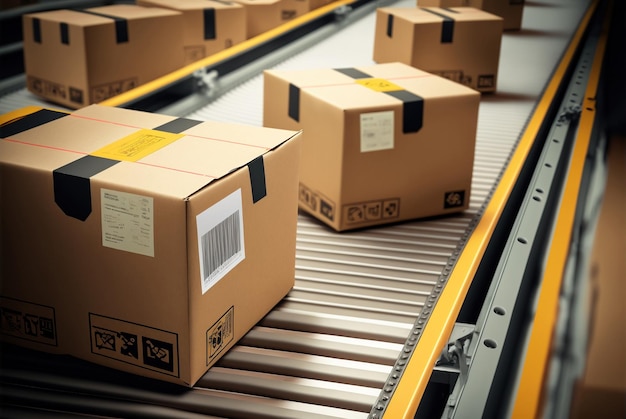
top-left (356, 78), bottom-right (402, 92)
top-left (91, 129), bottom-right (183, 162)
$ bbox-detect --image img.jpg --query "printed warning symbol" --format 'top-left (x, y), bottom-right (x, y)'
top-left (207, 306), bottom-right (234, 361)
top-left (94, 328), bottom-right (117, 352)
top-left (24, 314), bottom-right (39, 337)
top-left (478, 75), bottom-right (495, 89)
top-left (1, 308), bottom-right (22, 333)
top-left (0, 299), bottom-right (57, 346)
top-left (299, 183), bottom-right (318, 211)
top-left (143, 337), bottom-right (174, 372)
top-left (382, 199), bottom-right (400, 219)
top-left (364, 202), bottom-right (382, 220)
top-left (346, 205), bottom-right (365, 223)
top-left (119, 332), bottom-right (138, 359)
top-left (320, 199), bottom-right (335, 221)
top-left (444, 190), bottom-right (465, 209)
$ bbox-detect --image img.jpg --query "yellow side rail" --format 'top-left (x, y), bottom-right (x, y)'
top-left (382, 1), bottom-right (599, 417)
top-left (99, 0), bottom-right (355, 108)
top-left (510, 1), bottom-right (611, 417)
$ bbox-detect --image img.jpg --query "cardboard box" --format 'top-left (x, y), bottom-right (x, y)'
top-left (263, 62), bottom-right (480, 231)
top-left (373, 7), bottom-right (503, 93)
top-left (232, 0), bottom-right (325, 39)
top-left (0, 104), bottom-right (302, 386)
top-left (417, 0), bottom-right (524, 30)
top-left (22, 5), bottom-right (186, 109)
top-left (136, 0), bottom-right (247, 64)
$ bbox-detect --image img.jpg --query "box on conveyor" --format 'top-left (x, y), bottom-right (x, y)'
top-left (232, 0), bottom-right (332, 39)
top-left (0, 104), bottom-right (302, 386)
top-left (263, 62), bottom-right (480, 232)
top-left (136, 0), bottom-right (246, 64)
top-left (21, 4), bottom-right (186, 109)
top-left (373, 7), bottom-right (503, 93)
top-left (417, 0), bottom-right (524, 30)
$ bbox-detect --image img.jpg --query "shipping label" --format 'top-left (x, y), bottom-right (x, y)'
top-left (360, 110), bottom-right (394, 152)
top-left (101, 189), bottom-right (154, 257)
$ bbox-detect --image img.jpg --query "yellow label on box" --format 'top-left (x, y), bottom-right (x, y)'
top-left (91, 129), bottom-right (183, 162)
top-left (356, 78), bottom-right (402, 92)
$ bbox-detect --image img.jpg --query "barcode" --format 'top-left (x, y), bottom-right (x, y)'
top-left (200, 211), bottom-right (241, 284)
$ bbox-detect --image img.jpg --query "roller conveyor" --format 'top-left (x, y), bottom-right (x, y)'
top-left (0, 0), bottom-right (619, 417)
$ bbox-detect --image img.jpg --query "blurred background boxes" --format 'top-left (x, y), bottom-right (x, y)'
top-left (417, 0), bottom-right (524, 30)
top-left (373, 7), bottom-right (503, 93)
top-left (22, 4), bottom-right (186, 108)
top-left (137, 0), bottom-right (247, 64)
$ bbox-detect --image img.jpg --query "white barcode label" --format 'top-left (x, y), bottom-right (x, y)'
top-left (196, 189), bottom-right (245, 294)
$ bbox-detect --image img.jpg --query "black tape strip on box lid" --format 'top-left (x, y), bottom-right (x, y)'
top-left (32, 18), bottom-right (41, 43)
top-left (387, 13), bottom-right (394, 37)
top-left (60, 22), bottom-right (69, 45)
top-left (0, 109), bottom-right (67, 138)
top-left (335, 67), bottom-right (424, 133)
top-left (204, 8), bottom-right (217, 40)
top-left (288, 84), bottom-right (300, 122)
top-left (155, 117), bottom-right (267, 202)
top-left (75, 9), bottom-right (129, 43)
top-left (422, 8), bottom-right (455, 43)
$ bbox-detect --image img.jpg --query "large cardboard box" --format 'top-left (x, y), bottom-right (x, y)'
top-left (263, 62), bottom-right (480, 231)
top-left (136, 0), bottom-right (247, 64)
top-left (0, 104), bottom-right (302, 386)
top-left (417, 0), bottom-right (524, 30)
top-left (22, 5), bottom-right (186, 109)
top-left (373, 7), bottom-right (503, 93)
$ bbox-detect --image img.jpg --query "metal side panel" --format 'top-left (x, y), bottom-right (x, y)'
top-left (0, 0), bottom-right (592, 417)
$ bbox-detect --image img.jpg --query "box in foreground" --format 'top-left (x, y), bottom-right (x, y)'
top-left (373, 7), bottom-right (503, 93)
top-left (263, 62), bottom-right (480, 231)
top-left (0, 104), bottom-right (302, 386)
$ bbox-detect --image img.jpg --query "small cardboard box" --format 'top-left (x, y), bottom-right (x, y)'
top-left (136, 0), bottom-right (247, 64)
top-left (263, 62), bottom-right (480, 231)
top-left (0, 104), bottom-right (302, 386)
top-left (417, 0), bottom-right (524, 30)
top-left (232, 0), bottom-right (318, 39)
top-left (22, 5), bottom-right (186, 109)
top-left (373, 7), bottom-right (503, 93)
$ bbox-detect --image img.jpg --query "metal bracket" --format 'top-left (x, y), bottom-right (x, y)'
top-left (192, 68), bottom-right (219, 98)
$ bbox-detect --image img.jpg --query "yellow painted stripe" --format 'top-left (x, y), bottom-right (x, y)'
top-left (99, 0), bottom-right (355, 108)
top-left (0, 106), bottom-right (45, 125)
top-left (382, 1), bottom-right (598, 417)
top-left (510, 2), bottom-right (610, 418)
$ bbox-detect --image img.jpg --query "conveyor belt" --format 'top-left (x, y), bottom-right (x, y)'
top-left (0, 0), bottom-right (596, 417)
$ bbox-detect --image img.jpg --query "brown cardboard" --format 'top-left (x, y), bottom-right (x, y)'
top-left (22, 5), bottom-right (186, 109)
top-left (373, 7), bottom-right (503, 93)
top-left (232, 0), bottom-right (328, 38)
top-left (263, 62), bottom-right (480, 231)
top-left (0, 104), bottom-right (302, 386)
top-left (417, 0), bottom-right (524, 30)
top-left (136, 0), bottom-right (246, 64)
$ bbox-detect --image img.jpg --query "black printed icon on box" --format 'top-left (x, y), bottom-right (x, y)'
top-left (94, 328), bottom-right (117, 352)
top-left (143, 337), bottom-right (174, 372)
top-left (478, 75), bottom-right (495, 89)
top-left (365, 202), bottom-right (382, 220)
top-left (39, 317), bottom-right (55, 340)
top-left (346, 205), bottom-right (364, 223)
top-left (69, 87), bottom-right (83, 104)
top-left (24, 314), bottom-right (38, 337)
top-left (320, 199), bottom-right (335, 221)
top-left (444, 190), bottom-right (465, 209)
top-left (119, 332), bottom-right (138, 359)
top-left (382, 199), bottom-right (400, 219)
top-left (299, 183), bottom-right (318, 211)
top-left (1, 308), bottom-right (22, 333)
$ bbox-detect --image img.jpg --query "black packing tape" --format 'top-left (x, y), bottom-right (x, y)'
top-left (60, 22), bottom-right (70, 45)
top-left (77, 10), bottom-right (129, 43)
top-left (336, 68), bottom-right (424, 133)
top-left (387, 14), bottom-right (394, 37)
top-left (288, 83), bottom-right (300, 122)
top-left (33, 18), bottom-right (41, 43)
top-left (0, 109), bottom-right (67, 138)
top-left (203, 8), bottom-right (216, 40)
top-left (53, 155), bottom-right (119, 221)
top-left (154, 118), bottom-right (202, 133)
top-left (385, 90), bottom-right (423, 133)
top-left (423, 8), bottom-right (455, 43)
top-left (247, 155), bottom-right (267, 203)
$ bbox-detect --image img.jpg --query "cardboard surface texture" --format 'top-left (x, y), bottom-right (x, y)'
top-left (22, 4), bottom-right (186, 109)
top-left (0, 104), bottom-right (302, 386)
top-left (137, 0), bottom-right (247, 64)
top-left (263, 62), bottom-right (480, 231)
top-left (417, 0), bottom-right (524, 30)
top-left (374, 7), bottom-right (503, 93)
